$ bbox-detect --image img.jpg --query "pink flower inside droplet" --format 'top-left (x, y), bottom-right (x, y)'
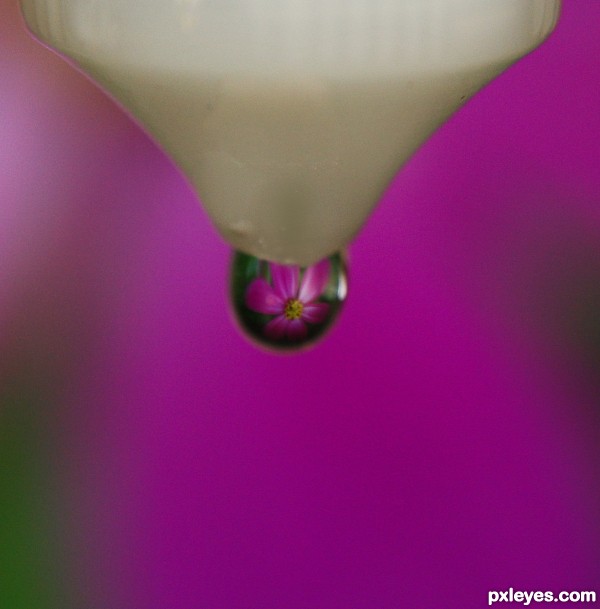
top-left (245, 260), bottom-right (331, 341)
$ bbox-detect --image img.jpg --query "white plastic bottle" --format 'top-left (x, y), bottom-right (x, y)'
top-left (20, 0), bottom-right (561, 266)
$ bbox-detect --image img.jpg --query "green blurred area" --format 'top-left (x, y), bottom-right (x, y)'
top-left (1, 378), bottom-right (72, 609)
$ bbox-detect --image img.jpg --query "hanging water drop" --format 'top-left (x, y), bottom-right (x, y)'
top-left (230, 251), bottom-right (347, 351)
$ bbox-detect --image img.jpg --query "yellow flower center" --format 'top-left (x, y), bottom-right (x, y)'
top-left (284, 299), bottom-right (304, 321)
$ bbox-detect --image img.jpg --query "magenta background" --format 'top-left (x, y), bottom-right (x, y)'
top-left (1, 1), bottom-right (599, 607)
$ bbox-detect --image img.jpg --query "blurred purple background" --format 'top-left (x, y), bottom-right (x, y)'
top-left (1, 1), bottom-right (599, 607)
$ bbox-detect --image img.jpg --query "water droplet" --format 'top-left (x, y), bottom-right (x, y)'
top-left (230, 251), bottom-right (348, 352)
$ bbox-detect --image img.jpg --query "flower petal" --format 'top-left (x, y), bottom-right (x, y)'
top-left (301, 302), bottom-right (329, 324)
top-left (298, 259), bottom-right (331, 303)
top-left (286, 319), bottom-right (308, 341)
top-left (264, 315), bottom-right (289, 340)
top-left (245, 278), bottom-right (284, 314)
top-left (270, 263), bottom-right (299, 300)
